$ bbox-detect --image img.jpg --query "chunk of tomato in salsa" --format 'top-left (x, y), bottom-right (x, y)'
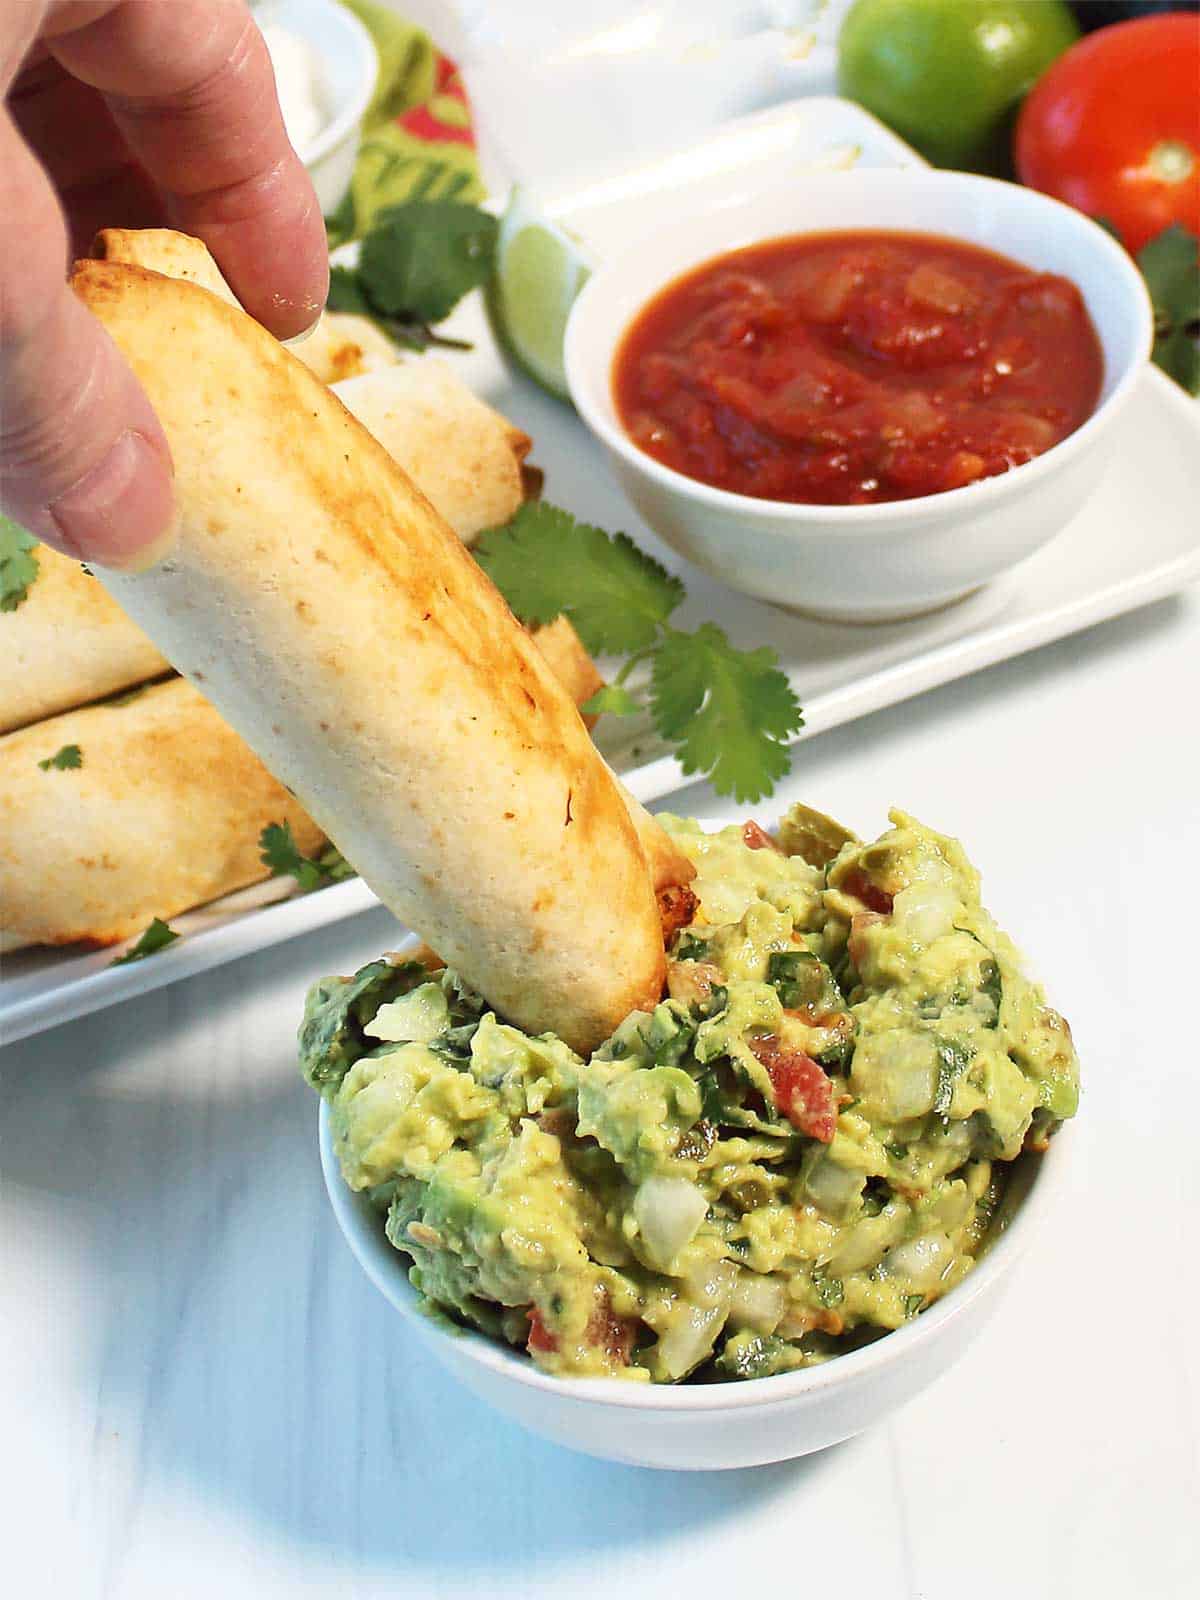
top-left (613, 231), bottom-right (1104, 507)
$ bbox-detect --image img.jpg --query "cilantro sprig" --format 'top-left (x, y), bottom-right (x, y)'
top-left (1, 516), bottom-right (39, 612)
top-left (260, 822), bottom-right (355, 894)
top-left (476, 502), bottom-right (803, 802)
top-left (475, 502), bottom-right (684, 654)
top-left (110, 918), bottom-right (179, 966)
top-left (327, 200), bottom-right (497, 352)
top-left (37, 744), bottom-right (82, 772)
top-left (1137, 224), bottom-right (1200, 395)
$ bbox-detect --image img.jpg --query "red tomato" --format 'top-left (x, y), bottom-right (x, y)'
top-left (526, 1298), bottom-right (637, 1365)
top-left (838, 868), bottom-right (895, 916)
top-left (586, 1301), bottom-right (637, 1366)
top-left (748, 1036), bottom-right (836, 1142)
top-left (741, 820), bottom-right (781, 852)
top-left (526, 1307), bottom-right (557, 1354)
top-left (1016, 14), bottom-right (1200, 253)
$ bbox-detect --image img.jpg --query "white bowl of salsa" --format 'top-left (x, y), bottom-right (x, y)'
top-left (565, 168), bottom-right (1153, 623)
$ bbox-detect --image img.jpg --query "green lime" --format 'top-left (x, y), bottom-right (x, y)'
top-left (838, 0), bottom-right (1080, 174)
top-left (485, 187), bottom-right (595, 401)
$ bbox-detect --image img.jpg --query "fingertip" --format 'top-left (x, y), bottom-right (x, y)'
top-left (193, 177), bottom-right (330, 341)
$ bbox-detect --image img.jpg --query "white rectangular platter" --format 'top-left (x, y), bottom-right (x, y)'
top-left (3, 95), bottom-right (1197, 1045)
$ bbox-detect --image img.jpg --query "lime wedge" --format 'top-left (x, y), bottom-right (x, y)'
top-left (486, 187), bottom-right (595, 401)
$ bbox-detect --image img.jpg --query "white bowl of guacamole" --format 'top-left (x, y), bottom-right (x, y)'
top-left (306, 805), bottom-right (1078, 1469)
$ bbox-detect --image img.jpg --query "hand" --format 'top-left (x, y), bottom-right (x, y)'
top-left (0, 0), bottom-right (329, 568)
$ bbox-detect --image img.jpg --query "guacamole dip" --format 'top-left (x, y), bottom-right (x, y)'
top-left (300, 806), bottom-right (1079, 1384)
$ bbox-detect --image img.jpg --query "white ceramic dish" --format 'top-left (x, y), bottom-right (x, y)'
top-left (3, 99), bottom-right (1197, 1047)
top-left (268, 0), bottom-right (377, 215)
top-left (566, 168), bottom-right (1154, 623)
top-left (318, 1033), bottom-right (1070, 1471)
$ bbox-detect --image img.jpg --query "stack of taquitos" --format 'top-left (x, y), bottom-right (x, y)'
top-left (0, 235), bottom-right (606, 960)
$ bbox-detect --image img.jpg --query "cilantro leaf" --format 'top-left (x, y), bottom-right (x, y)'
top-left (0, 516), bottom-right (39, 612)
top-left (1137, 224), bottom-right (1200, 396)
top-left (650, 624), bottom-right (803, 802)
top-left (325, 261), bottom-right (474, 353)
top-left (37, 744), bottom-right (82, 772)
top-left (110, 918), bottom-right (179, 966)
top-left (1153, 324), bottom-right (1200, 393)
top-left (358, 201), bottom-right (497, 326)
top-left (580, 684), bottom-right (641, 718)
top-left (475, 502), bottom-right (802, 796)
top-left (300, 959), bottom-right (430, 1095)
top-left (326, 263), bottom-right (375, 319)
top-left (475, 501), bottom-right (684, 654)
top-left (1139, 224), bottom-right (1200, 331)
top-left (811, 1266), bottom-right (844, 1309)
top-left (260, 822), bottom-right (355, 893)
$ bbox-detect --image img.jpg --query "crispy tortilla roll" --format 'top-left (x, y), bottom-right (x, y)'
top-left (529, 615), bottom-right (604, 726)
top-left (2, 356), bottom-right (536, 734)
top-left (71, 256), bottom-right (671, 1051)
top-left (94, 228), bottom-right (531, 527)
top-left (93, 227), bottom-right (399, 383)
top-left (0, 680), bottom-right (325, 950)
top-left (335, 366), bottom-right (531, 546)
top-left (289, 312), bottom-right (400, 384)
top-left (1, 607), bottom-right (604, 952)
top-left (0, 546), bottom-right (169, 734)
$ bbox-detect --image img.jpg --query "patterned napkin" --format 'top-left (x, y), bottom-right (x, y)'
top-left (327, 0), bottom-right (485, 247)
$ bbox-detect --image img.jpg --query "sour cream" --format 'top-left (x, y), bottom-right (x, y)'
top-left (261, 20), bottom-right (329, 155)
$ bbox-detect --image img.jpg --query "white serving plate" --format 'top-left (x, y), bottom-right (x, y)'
top-left (3, 96), bottom-right (1197, 1046)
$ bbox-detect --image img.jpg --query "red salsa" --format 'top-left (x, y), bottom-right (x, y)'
top-left (613, 230), bottom-right (1104, 506)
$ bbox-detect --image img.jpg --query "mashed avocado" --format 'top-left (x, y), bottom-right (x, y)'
top-left (300, 806), bottom-right (1079, 1384)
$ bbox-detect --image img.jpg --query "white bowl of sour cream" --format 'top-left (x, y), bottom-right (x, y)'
top-left (258, 0), bottom-right (377, 216)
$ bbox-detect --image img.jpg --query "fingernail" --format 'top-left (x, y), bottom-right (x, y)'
top-left (282, 307), bottom-right (325, 347)
top-left (50, 430), bottom-right (176, 571)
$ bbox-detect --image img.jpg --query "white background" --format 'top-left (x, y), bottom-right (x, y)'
top-left (3, 2), bottom-right (1198, 1595)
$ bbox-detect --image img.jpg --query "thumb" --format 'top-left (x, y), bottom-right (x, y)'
top-left (0, 106), bottom-right (175, 570)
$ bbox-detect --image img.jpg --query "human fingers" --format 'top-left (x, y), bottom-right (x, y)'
top-left (0, 104), bottom-right (175, 568)
top-left (7, 51), bottom-right (165, 255)
top-left (47, 0), bottom-right (328, 338)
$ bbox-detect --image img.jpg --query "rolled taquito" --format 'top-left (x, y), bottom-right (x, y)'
top-left (71, 253), bottom-right (679, 1051)
top-left (92, 227), bottom-right (398, 384)
top-left (0, 614), bottom-right (612, 954)
top-left (0, 679), bottom-right (325, 950)
top-left (2, 354), bottom-right (533, 735)
top-left (1, 546), bottom-right (169, 735)
top-left (93, 229), bottom-right (533, 516)
top-left (334, 366), bottom-right (531, 547)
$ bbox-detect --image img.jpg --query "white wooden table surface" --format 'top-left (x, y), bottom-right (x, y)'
top-left (5, 583), bottom-right (1199, 1598)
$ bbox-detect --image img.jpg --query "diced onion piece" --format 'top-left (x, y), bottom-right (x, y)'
top-left (657, 1303), bottom-right (728, 1380)
top-left (657, 1260), bottom-right (737, 1379)
top-left (684, 1258), bottom-right (738, 1308)
top-left (882, 1231), bottom-right (955, 1293)
top-left (892, 883), bottom-right (959, 945)
top-left (828, 1204), bottom-right (908, 1275)
top-left (905, 263), bottom-right (978, 316)
top-left (728, 1271), bottom-right (787, 1334)
top-left (862, 1032), bottom-right (938, 1120)
top-left (633, 1177), bottom-right (709, 1271)
top-left (804, 1154), bottom-right (865, 1218)
top-left (364, 983), bottom-right (449, 1043)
